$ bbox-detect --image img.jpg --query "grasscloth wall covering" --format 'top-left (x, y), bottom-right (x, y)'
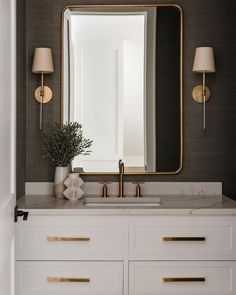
top-left (17, 0), bottom-right (26, 198)
top-left (17, 0), bottom-right (236, 199)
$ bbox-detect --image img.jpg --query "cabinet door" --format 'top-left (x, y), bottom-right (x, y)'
top-left (16, 215), bottom-right (126, 260)
top-left (129, 261), bottom-right (236, 295)
top-left (129, 216), bottom-right (236, 260)
top-left (16, 261), bottom-right (123, 295)
top-left (0, 0), bottom-right (16, 293)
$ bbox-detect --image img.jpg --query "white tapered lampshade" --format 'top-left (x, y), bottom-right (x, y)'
top-left (32, 48), bottom-right (54, 73)
top-left (192, 47), bottom-right (216, 73)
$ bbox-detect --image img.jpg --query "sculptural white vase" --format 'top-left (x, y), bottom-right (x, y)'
top-left (54, 166), bottom-right (70, 199)
top-left (63, 173), bottom-right (84, 201)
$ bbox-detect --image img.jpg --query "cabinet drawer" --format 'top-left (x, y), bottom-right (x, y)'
top-left (16, 216), bottom-right (126, 260)
top-left (129, 216), bottom-right (236, 260)
top-left (129, 261), bottom-right (236, 295)
top-left (16, 261), bottom-right (123, 295)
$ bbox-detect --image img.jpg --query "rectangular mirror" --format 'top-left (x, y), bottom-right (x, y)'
top-left (61, 4), bottom-right (183, 174)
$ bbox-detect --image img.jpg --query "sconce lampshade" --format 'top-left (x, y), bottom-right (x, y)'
top-left (192, 47), bottom-right (216, 73)
top-left (32, 48), bottom-right (54, 73)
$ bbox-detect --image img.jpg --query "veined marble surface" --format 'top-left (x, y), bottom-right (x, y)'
top-left (17, 194), bottom-right (236, 216)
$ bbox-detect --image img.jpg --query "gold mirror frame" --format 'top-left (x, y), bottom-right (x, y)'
top-left (61, 4), bottom-right (183, 175)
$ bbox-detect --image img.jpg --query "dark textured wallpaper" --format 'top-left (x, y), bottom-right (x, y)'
top-left (16, 0), bottom-right (26, 198)
top-left (155, 6), bottom-right (181, 172)
top-left (17, 0), bottom-right (236, 199)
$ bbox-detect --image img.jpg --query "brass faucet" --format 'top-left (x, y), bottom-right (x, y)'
top-left (118, 159), bottom-right (125, 197)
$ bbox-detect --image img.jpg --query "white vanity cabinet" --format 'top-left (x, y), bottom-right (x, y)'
top-left (15, 216), bottom-right (126, 260)
top-left (129, 216), bottom-right (236, 260)
top-left (15, 216), bottom-right (126, 295)
top-left (16, 261), bottom-right (123, 295)
top-left (129, 216), bottom-right (236, 295)
top-left (129, 261), bottom-right (236, 295)
top-left (16, 214), bottom-right (236, 295)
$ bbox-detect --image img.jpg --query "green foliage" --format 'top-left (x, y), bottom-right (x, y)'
top-left (42, 122), bottom-right (93, 167)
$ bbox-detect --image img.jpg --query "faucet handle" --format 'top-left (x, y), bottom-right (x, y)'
top-left (99, 182), bottom-right (111, 198)
top-left (132, 181), bottom-right (144, 198)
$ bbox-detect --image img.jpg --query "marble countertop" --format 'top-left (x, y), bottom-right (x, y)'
top-left (17, 194), bottom-right (236, 215)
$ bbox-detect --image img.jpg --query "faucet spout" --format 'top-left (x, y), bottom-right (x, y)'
top-left (118, 160), bottom-right (124, 198)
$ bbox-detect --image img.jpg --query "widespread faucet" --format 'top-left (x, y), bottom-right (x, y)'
top-left (118, 159), bottom-right (125, 198)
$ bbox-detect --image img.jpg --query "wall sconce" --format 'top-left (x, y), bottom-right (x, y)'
top-left (192, 47), bottom-right (216, 131)
top-left (32, 48), bottom-right (54, 130)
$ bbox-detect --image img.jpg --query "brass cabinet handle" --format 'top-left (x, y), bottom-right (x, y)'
top-left (162, 277), bottom-right (205, 283)
top-left (47, 277), bottom-right (90, 283)
top-left (162, 237), bottom-right (205, 241)
top-left (47, 236), bottom-right (90, 241)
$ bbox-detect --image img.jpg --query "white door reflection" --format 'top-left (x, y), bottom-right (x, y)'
top-left (68, 13), bottom-right (146, 172)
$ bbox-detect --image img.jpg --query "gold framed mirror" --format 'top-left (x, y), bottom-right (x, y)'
top-left (61, 4), bottom-right (183, 175)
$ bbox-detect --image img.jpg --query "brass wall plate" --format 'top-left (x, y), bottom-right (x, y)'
top-left (34, 86), bottom-right (53, 103)
top-left (192, 85), bottom-right (211, 103)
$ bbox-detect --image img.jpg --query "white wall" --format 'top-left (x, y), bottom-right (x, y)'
top-left (73, 41), bottom-right (123, 172)
top-left (123, 38), bottom-right (144, 168)
top-left (0, 0), bottom-right (16, 293)
top-left (70, 13), bottom-right (145, 172)
top-left (0, 0), bottom-right (15, 203)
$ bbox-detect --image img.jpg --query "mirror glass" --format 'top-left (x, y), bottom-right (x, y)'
top-left (62, 5), bottom-right (183, 174)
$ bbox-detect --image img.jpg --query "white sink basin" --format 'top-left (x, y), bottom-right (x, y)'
top-left (83, 196), bottom-right (161, 208)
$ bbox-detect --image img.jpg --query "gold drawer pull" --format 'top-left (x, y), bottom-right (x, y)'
top-left (47, 236), bottom-right (90, 242)
top-left (47, 277), bottom-right (90, 283)
top-left (162, 237), bottom-right (205, 241)
top-left (163, 277), bottom-right (205, 283)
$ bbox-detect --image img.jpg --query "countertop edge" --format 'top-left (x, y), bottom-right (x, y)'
top-left (17, 194), bottom-right (236, 216)
top-left (22, 208), bottom-right (236, 216)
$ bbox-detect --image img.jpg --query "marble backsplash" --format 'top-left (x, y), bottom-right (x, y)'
top-left (25, 182), bottom-right (222, 196)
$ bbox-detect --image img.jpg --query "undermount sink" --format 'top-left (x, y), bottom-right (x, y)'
top-left (83, 196), bottom-right (161, 208)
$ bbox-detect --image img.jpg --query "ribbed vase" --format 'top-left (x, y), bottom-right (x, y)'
top-left (53, 166), bottom-right (70, 199)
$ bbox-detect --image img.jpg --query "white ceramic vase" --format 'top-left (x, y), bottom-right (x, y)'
top-left (54, 166), bottom-right (70, 199)
top-left (63, 173), bottom-right (84, 201)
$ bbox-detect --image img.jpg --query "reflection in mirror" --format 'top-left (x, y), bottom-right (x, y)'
top-left (62, 5), bottom-right (182, 174)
